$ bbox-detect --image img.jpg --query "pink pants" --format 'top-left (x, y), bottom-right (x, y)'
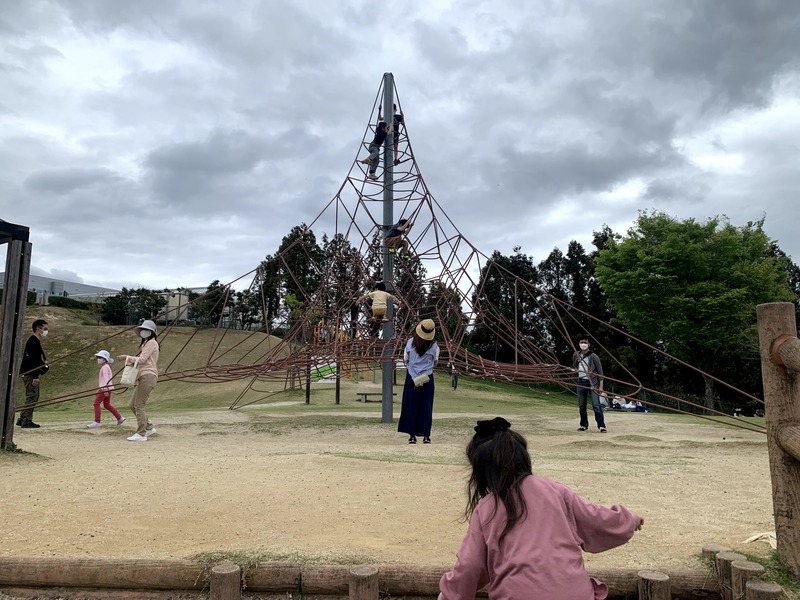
top-left (93, 391), bottom-right (121, 423)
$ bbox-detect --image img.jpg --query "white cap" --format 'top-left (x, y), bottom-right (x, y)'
top-left (94, 350), bottom-right (114, 364)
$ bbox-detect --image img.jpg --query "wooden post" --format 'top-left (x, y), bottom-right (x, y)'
top-left (731, 560), bottom-right (765, 600)
top-left (0, 236), bottom-right (32, 450)
top-left (305, 362), bottom-right (311, 404)
top-left (745, 579), bottom-right (785, 599)
top-left (756, 302), bottom-right (800, 577)
top-left (349, 564), bottom-right (378, 600)
top-left (210, 561), bottom-right (240, 600)
top-left (637, 570), bottom-right (670, 600)
top-left (701, 544), bottom-right (732, 560)
top-left (716, 551), bottom-right (746, 600)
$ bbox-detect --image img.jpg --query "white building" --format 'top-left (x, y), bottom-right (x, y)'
top-left (0, 273), bottom-right (119, 303)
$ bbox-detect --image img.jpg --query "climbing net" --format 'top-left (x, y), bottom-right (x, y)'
top-left (20, 78), bottom-right (767, 435)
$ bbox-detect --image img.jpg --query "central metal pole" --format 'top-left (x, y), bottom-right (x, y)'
top-left (381, 72), bottom-right (395, 424)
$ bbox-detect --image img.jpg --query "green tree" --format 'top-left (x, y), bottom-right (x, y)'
top-left (100, 288), bottom-right (168, 325)
top-left (194, 280), bottom-right (229, 327)
top-left (595, 212), bottom-right (794, 410)
top-left (321, 233), bottom-right (367, 338)
top-left (469, 248), bottom-right (540, 363)
top-left (421, 281), bottom-right (466, 345)
top-left (276, 224), bottom-right (324, 303)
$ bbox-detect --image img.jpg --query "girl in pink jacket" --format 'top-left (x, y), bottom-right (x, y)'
top-left (87, 350), bottom-right (125, 428)
top-left (439, 418), bottom-right (644, 600)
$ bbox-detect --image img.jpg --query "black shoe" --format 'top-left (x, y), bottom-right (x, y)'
top-left (393, 158), bottom-right (400, 165)
top-left (408, 436), bottom-right (417, 444)
top-left (599, 427), bottom-right (607, 433)
top-left (21, 422), bottom-right (40, 429)
top-left (577, 426), bottom-right (587, 431)
top-left (423, 436), bottom-right (431, 444)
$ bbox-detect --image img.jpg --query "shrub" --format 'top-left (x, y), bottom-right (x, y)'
top-left (47, 296), bottom-right (92, 310)
top-left (0, 290), bottom-right (38, 305)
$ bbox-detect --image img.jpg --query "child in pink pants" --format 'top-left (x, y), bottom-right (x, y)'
top-left (87, 350), bottom-right (125, 428)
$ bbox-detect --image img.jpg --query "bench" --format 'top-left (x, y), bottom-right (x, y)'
top-left (357, 392), bottom-right (397, 403)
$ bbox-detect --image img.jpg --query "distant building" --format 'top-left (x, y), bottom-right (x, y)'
top-left (0, 273), bottom-right (119, 303)
top-left (158, 287), bottom-right (206, 324)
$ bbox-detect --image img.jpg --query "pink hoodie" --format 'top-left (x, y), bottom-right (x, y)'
top-left (439, 475), bottom-right (641, 600)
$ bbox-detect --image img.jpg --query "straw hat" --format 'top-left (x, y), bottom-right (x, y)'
top-left (415, 319), bottom-right (436, 341)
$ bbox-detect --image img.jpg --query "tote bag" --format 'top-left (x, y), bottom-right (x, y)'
top-left (120, 358), bottom-right (140, 386)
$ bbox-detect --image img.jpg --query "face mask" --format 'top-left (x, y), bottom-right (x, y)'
top-left (140, 330), bottom-right (151, 339)
top-left (41, 330), bottom-right (49, 337)
top-left (97, 358), bottom-right (105, 365)
top-left (579, 343), bottom-right (589, 351)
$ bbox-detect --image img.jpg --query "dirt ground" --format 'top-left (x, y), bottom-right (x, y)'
top-left (0, 405), bottom-right (774, 574)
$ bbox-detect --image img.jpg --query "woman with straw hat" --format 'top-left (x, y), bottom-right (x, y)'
top-left (398, 319), bottom-right (439, 444)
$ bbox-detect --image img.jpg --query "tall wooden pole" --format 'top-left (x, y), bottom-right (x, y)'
top-left (756, 302), bottom-right (800, 576)
top-left (0, 231), bottom-right (32, 450)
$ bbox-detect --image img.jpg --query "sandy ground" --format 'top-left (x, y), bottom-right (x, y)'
top-left (0, 405), bottom-right (774, 573)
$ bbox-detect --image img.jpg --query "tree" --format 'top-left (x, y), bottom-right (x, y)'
top-left (421, 281), bottom-right (466, 344)
top-left (276, 224), bottom-right (324, 303)
top-left (595, 212), bottom-right (794, 410)
top-left (194, 280), bottom-right (229, 327)
top-left (321, 234), bottom-right (367, 339)
top-left (469, 248), bottom-right (540, 363)
top-left (100, 287), bottom-right (168, 325)
top-left (233, 290), bottom-right (262, 330)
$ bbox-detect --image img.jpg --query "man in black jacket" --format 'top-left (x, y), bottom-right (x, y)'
top-left (18, 319), bottom-right (49, 428)
top-left (572, 336), bottom-right (606, 433)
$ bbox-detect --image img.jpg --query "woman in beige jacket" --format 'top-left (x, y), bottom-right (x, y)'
top-left (117, 319), bottom-right (160, 442)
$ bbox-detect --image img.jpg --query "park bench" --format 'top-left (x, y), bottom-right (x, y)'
top-left (356, 392), bottom-right (397, 403)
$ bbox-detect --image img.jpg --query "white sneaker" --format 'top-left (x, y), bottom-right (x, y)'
top-left (117, 416), bottom-right (126, 426)
top-left (127, 433), bottom-right (148, 442)
top-left (87, 422), bottom-right (102, 428)
top-left (144, 427), bottom-right (157, 438)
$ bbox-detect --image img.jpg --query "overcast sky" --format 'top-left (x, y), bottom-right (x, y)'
top-left (2, 0), bottom-right (799, 292)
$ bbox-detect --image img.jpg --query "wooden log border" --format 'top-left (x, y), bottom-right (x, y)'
top-left (0, 557), bottom-right (722, 599)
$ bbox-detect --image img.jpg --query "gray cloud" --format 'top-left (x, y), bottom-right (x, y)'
top-left (25, 167), bottom-right (122, 194)
top-left (0, 0), bottom-right (798, 293)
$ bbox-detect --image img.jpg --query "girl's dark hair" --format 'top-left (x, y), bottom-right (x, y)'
top-left (398, 218), bottom-right (408, 225)
top-left (411, 332), bottom-right (434, 356)
top-left (465, 418), bottom-right (532, 542)
top-left (376, 282), bottom-right (386, 291)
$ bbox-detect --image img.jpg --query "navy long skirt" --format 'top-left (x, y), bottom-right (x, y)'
top-left (397, 373), bottom-right (435, 437)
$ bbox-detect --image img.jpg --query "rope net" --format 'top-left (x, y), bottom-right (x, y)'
top-left (20, 78), bottom-right (766, 435)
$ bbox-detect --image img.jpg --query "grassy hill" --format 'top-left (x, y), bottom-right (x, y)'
top-left (14, 306), bottom-right (290, 419)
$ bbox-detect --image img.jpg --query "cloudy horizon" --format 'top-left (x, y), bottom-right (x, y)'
top-left (2, 0), bottom-right (799, 292)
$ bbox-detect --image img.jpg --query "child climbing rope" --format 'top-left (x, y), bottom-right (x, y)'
top-left (358, 282), bottom-right (400, 336)
top-left (385, 218), bottom-right (413, 261)
top-left (360, 109), bottom-right (393, 180)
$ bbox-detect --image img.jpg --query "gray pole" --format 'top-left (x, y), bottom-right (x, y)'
top-left (381, 72), bottom-right (395, 424)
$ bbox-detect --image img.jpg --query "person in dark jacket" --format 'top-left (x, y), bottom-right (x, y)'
top-left (18, 319), bottom-right (49, 428)
top-left (359, 109), bottom-right (394, 180)
top-left (572, 337), bottom-right (606, 433)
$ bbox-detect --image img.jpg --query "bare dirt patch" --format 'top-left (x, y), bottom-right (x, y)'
top-left (0, 408), bottom-right (773, 572)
